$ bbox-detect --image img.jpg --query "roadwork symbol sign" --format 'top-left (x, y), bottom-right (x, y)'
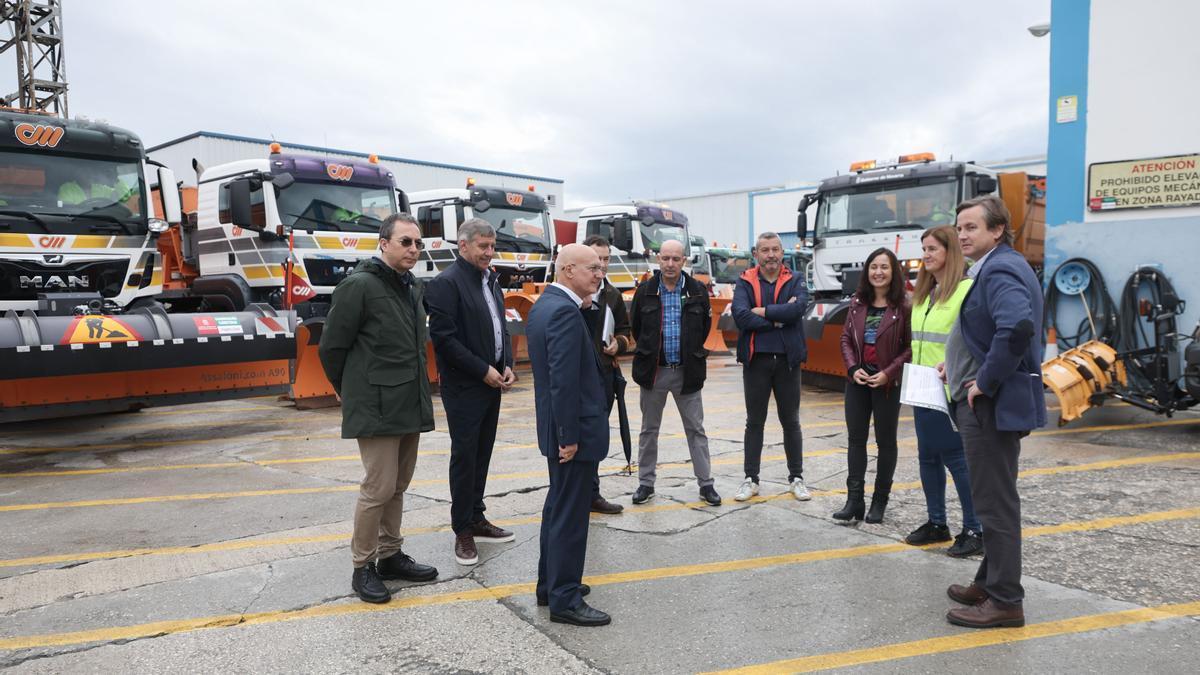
top-left (60, 316), bottom-right (142, 344)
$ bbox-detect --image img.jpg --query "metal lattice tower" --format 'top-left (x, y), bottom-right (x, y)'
top-left (0, 0), bottom-right (67, 117)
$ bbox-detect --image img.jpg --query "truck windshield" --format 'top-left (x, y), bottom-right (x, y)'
top-left (710, 252), bottom-right (752, 284)
top-left (474, 206), bottom-right (551, 253)
top-left (816, 181), bottom-right (958, 238)
top-left (0, 151), bottom-right (146, 234)
top-left (641, 221), bottom-right (690, 256)
top-left (278, 181), bottom-right (395, 233)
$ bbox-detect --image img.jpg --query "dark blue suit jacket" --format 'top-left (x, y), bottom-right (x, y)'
top-left (425, 257), bottom-right (514, 387)
top-left (527, 285), bottom-right (609, 462)
top-left (959, 243), bottom-right (1047, 432)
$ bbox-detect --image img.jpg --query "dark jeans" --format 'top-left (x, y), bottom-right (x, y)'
top-left (743, 353), bottom-right (804, 481)
top-left (914, 407), bottom-right (981, 532)
top-left (442, 381), bottom-right (502, 534)
top-left (956, 397), bottom-right (1024, 606)
top-left (844, 380), bottom-right (900, 494)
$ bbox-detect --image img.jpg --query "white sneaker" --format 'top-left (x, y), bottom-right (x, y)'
top-left (790, 477), bottom-right (812, 501)
top-left (734, 478), bottom-right (759, 502)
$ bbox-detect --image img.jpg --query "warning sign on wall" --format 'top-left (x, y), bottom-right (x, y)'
top-left (1088, 154), bottom-right (1200, 211)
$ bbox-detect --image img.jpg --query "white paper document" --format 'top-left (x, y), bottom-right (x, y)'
top-left (602, 306), bottom-right (615, 344)
top-left (900, 363), bottom-right (955, 429)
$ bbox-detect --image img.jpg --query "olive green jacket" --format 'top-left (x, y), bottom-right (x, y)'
top-left (318, 257), bottom-right (435, 438)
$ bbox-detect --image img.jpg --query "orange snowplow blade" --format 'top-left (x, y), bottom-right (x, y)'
top-left (290, 319), bottom-right (338, 409)
top-left (705, 297), bottom-right (732, 354)
top-left (1042, 340), bottom-right (1126, 426)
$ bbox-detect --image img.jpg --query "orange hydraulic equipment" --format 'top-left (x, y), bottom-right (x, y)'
top-left (705, 297), bottom-right (732, 354)
top-left (1042, 340), bottom-right (1125, 426)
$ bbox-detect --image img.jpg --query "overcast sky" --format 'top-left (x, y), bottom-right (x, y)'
top-left (62, 1), bottom-right (1050, 208)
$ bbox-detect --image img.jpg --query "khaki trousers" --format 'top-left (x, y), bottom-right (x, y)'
top-left (352, 434), bottom-right (420, 567)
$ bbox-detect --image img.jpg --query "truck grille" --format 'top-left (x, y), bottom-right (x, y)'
top-left (0, 259), bottom-right (129, 302)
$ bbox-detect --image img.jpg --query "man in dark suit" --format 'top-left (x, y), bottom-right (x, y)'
top-left (942, 195), bottom-right (1046, 629)
top-left (425, 218), bottom-right (518, 567)
top-left (528, 243), bottom-right (611, 627)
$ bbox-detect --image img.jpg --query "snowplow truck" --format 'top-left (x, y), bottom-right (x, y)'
top-left (570, 202), bottom-right (693, 290)
top-left (408, 181), bottom-right (553, 288)
top-left (795, 153), bottom-right (1045, 383)
top-left (0, 111), bottom-right (296, 422)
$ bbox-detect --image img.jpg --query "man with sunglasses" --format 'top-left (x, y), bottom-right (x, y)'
top-left (319, 213), bottom-right (438, 604)
top-left (425, 218), bottom-right (518, 567)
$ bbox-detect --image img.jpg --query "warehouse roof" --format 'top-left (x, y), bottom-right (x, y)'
top-left (147, 130), bottom-right (564, 184)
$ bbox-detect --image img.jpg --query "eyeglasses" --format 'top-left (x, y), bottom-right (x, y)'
top-left (568, 263), bottom-right (605, 275)
top-left (389, 236), bottom-right (424, 250)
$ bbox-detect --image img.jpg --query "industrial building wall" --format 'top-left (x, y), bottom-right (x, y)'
top-left (1044, 0), bottom-right (1200, 344)
top-left (146, 133), bottom-right (567, 218)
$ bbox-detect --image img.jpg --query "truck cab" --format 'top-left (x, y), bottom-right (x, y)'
top-left (188, 145), bottom-right (399, 315)
top-left (0, 111), bottom-right (180, 314)
top-left (795, 153), bottom-right (1031, 378)
top-left (408, 182), bottom-right (553, 288)
top-left (574, 201), bottom-right (691, 290)
top-left (706, 245), bottom-right (753, 296)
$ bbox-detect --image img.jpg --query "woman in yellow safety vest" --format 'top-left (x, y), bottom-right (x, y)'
top-left (905, 225), bottom-right (983, 557)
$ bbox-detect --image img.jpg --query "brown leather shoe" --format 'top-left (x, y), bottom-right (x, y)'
top-left (591, 496), bottom-right (624, 515)
top-left (471, 518), bottom-right (515, 543)
top-left (454, 532), bottom-right (478, 565)
top-left (947, 582), bottom-right (989, 605)
top-left (946, 598), bottom-right (1025, 628)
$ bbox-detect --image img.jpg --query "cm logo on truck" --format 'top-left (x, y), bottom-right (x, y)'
top-left (14, 123), bottom-right (65, 148)
top-left (326, 164), bottom-right (354, 181)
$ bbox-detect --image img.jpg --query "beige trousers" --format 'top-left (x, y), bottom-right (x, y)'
top-left (352, 434), bottom-right (420, 567)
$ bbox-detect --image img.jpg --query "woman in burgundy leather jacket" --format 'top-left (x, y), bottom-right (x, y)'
top-left (833, 247), bottom-right (912, 524)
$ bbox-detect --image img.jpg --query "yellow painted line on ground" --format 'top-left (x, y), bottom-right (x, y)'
top-left (1035, 416), bottom-right (1200, 436)
top-left (2, 453), bottom-right (1195, 570)
top-left (1, 507), bottom-right (1197, 652)
top-left (703, 600), bottom-right (1200, 674)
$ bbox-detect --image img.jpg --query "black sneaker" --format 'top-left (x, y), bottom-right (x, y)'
top-left (905, 521), bottom-right (953, 546)
top-left (947, 529), bottom-right (984, 557)
top-left (632, 486), bottom-right (654, 504)
top-left (351, 563), bottom-right (391, 604)
top-left (699, 485), bottom-right (722, 506)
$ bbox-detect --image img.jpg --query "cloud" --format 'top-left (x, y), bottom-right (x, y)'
top-left (64, 0), bottom-right (1050, 209)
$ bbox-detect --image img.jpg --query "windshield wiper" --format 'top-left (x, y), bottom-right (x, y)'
top-left (286, 213), bottom-right (343, 231)
top-left (0, 209), bottom-right (52, 233)
top-left (826, 228), bottom-right (868, 234)
top-left (873, 223), bottom-right (926, 231)
top-left (69, 211), bottom-right (135, 235)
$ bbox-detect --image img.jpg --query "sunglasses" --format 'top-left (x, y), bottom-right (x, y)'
top-left (390, 236), bottom-right (425, 250)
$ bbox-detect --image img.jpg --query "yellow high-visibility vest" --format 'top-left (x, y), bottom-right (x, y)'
top-left (911, 278), bottom-right (973, 368)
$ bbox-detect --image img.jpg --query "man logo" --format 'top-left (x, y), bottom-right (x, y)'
top-left (14, 123), bottom-right (65, 148)
top-left (42, 254), bottom-right (65, 265)
top-left (37, 235), bottom-right (68, 248)
top-left (505, 192), bottom-right (524, 207)
top-left (326, 164), bottom-right (355, 181)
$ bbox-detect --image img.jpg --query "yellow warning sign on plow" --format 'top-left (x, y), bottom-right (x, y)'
top-left (59, 316), bottom-right (143, 344)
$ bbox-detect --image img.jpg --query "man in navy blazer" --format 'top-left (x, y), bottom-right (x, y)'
top-left (942, 195), bottom-right (1046, 629)
top-left (527, 243), bottom-right (611, 627)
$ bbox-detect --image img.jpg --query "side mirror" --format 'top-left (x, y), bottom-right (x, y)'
top-left (473, 199), bottom-right (491, 213)
top-left (270, 171), bottom-right (295, 192)
top-left (227, 178), bottom-right (259, 229)
top-left (798, 192), bottom-right (818, 245)
top-left (975, 175), bottom-right (998, 195)
top-left (396, 189), bottom-right (411, 214)
top-left (157, 166), bottom-right (181, 224)
top-left (613, 217), bottom-right (633, 252)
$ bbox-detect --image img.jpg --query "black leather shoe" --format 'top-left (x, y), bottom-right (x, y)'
top-left (699, 485), bottom-right (722, 506)
top-left (550, 601), bottom-right (611, 627)
top-left (377, 552), bottom-right (438, 582)
top-left (632, 485), bottom-right (654, 504)
top-left (591, 496), bottom-right (624, 514)
top-left (351, 563), bottom-right (390, 604)
top-left (537, 583), bottom-right (591, 607)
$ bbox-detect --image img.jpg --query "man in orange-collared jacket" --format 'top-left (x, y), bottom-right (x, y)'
top-left (730, 232), bottom-right (810, 503)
